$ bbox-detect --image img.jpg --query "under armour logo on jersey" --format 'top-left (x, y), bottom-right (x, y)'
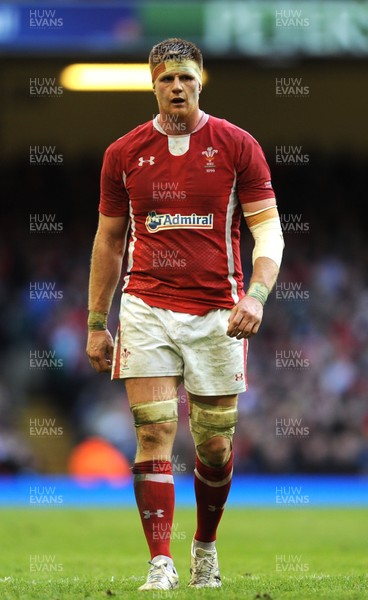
top-left (138, 156), bottom-right (155, 166)
top-left (143, 509), bottom-right (164, 519)
top-left (235, 372), bottom-right (244, 381)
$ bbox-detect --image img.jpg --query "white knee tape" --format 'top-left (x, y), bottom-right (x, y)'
top-left (189, 399), bottom-right (238, 446)
top-left (131, 398), bottom-right (178, 428)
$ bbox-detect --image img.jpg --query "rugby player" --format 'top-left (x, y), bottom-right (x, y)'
top-left (86, 37), bottom-right (284, 590)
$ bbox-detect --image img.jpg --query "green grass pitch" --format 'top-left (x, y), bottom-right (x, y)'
top-left (1, 507), bottom-right (367, 599)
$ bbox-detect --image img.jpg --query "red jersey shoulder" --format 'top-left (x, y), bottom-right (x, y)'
top-left (206, 116), bottom-right (274, 201)
top-left (207, 115), bottom-right (264, 150)
top-left (103, 121), bottom-right (155, 164)
top-left (100, 122), bottom-right (155, 217)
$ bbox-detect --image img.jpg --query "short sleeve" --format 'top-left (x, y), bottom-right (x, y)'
top-left (235, 133), bottom-right (275, 205)
top-left (99, 145), bottom-right (130, 217)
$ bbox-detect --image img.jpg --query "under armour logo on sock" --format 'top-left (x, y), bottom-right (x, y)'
top-left (143, 509), bottom-right (164, 519)
top-left (208, 504), bottom-right (225, 512)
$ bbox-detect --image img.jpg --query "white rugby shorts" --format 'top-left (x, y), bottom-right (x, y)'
top-left (112, 293), bottom-right (248, 395)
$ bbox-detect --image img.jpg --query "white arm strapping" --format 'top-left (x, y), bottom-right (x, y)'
top-left (248, 216), bottom-right (284, 268)
top-left (243, 205), bottom-right (277, 218)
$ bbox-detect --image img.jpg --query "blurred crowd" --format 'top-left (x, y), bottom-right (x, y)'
top-left (1, 152), bottom-right (367, 475)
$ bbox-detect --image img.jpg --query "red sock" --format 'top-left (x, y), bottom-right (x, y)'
top-left (133, 460), bottom-right (175, 559)
top-left (194, 451), bottom-right (234, 543)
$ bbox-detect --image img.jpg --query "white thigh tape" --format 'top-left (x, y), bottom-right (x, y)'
top-left (131, 398), bottom-right (178, 427)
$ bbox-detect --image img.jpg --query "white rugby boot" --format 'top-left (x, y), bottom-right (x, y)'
top-left (188, 539), bottom-right (222, 588)
top-left (138, 556), bottom-right (179, 591)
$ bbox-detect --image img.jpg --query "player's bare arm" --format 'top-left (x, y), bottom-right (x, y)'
top-left (227, 198), bottom-right (284, 340)
top-left (86, 213), bottom-right (128, 372)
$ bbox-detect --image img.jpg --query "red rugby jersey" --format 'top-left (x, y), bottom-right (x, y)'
top-left (99, 114), bottom-right (275, 315)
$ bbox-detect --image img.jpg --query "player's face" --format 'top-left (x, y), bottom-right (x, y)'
top-left (154, 71), bottom-right (201, 119)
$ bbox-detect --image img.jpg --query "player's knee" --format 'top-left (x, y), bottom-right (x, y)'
top-left (197, 435), bottom-right (231, 467)
top-left (131, 398), bottom-right (178, 451)
top-left (137, 422), bottom-right (176, 451)
top-left (189, 398), bottom-right (237, 465)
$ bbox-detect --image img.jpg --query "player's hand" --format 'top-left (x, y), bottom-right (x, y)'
top-left (86, 329), bottom-right (114, 372)
top-left (226, 296), bottom-right (263, 339)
